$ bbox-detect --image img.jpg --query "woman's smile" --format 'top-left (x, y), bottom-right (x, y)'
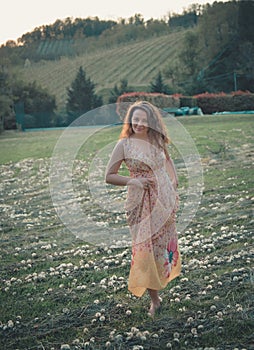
top-left (134, 125), bottom-right (145, 132)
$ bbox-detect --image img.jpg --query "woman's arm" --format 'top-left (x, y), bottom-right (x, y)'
top-left (105, 139), bottom-right (155, 189)
top-left (165, 154), bottom-right (179, 190)
top-left (105, 140), bottom-right (131, 186)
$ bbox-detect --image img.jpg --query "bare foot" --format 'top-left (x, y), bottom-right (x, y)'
top-left (148, 297), bottom-right (162, 317)
top-left (148, 303), bottom-right (160, 317)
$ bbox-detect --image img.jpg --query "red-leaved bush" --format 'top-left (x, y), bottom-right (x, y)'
top-left (116, 91), bottom-right (254, 117)
top-left (193, 91), bottom-right (254, 114)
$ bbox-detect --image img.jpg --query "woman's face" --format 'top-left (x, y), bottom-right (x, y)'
top-left (131, 109), bottom-right (149, 136)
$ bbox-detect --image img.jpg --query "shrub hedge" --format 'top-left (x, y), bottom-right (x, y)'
top-left (193, 91), bottom-right (254, 114)
top-left (117, 91), bottom-right (254, 116)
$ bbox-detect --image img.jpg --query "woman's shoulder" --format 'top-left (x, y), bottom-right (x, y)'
top-left (112, 138), bottom-right (129, 154)
top-left (117, 137), bottom-right (129, 147)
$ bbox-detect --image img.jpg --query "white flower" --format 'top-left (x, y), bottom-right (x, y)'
top-left (126, 310), bottom-right (132, 315)
top-left (197, 324), bottom-right (204, 331)
top-left (191, 328), bottom-right (198, 335)
top-left (187, 317), bottom-right (194, 324)
top-left (131, 327), bottom-right (139, 333)
top-left (217, 311), bottom-right (223, 319)
top-left (76, 285), bottom-right (86, 290)
top-left (99, 315), bottom-right (106, 322)
top-left (126, 332), bottom-right (134, 340)
top-left (180, 277), bottom-right (189, 282)
top-left (210, 305), bottom-right (217, 311)
top-left (60, 345), bottom-right (71, 350)
top-left (114, 334), bottom-right (123, 342)
top-left (7, 320), bottom-right (14, 328)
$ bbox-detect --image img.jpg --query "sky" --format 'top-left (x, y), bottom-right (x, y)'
top-left (0, 0), bottom-right (227, 45)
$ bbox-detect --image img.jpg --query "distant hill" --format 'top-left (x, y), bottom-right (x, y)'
top-left (14, 31), bottom-right (185, 109)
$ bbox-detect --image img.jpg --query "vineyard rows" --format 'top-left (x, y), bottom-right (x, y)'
top-left (17, 32), bottom-right (184, 108)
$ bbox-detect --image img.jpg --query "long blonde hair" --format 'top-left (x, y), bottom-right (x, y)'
top-left (119, 101), bottom-right (170, 153)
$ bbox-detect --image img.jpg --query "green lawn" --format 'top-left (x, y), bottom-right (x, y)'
top-left (0, 114), bottom-right (253, 349)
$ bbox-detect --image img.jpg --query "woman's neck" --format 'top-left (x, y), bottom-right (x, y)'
top-left (131, 133), bottom-right (149, 141)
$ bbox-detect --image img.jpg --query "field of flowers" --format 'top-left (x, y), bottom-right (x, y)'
top-left (0, 114), bottom-right (253, 350)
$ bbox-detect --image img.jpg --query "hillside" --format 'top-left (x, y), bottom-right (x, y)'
top-left (14, 31), bottom-right (185, 110)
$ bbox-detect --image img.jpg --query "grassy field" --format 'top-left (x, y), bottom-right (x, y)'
top-left (0, 114), bottom-right (253, 350)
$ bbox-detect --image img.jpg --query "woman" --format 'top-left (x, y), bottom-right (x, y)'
top-left (105, 101), bottom-right (181, 317)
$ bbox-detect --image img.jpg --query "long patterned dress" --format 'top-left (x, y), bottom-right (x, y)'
top-left (123, 138), bottom-right (181, 297)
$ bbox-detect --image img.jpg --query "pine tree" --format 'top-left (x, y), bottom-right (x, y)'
top-left (149, 71), bottom-right (171, 94)
top-left (108, 78), bottom-right (132, 103)
top-left (66, 66), bottom-right (102, 124)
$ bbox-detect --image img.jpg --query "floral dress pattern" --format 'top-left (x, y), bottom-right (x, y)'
top-left (123, 138), bottom-right (181, 297)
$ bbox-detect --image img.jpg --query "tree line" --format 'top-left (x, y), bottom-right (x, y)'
top-left (0, 9), bottom-right (199, 63)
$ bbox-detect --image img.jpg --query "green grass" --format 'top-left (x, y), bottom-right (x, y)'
top-left (0, 129), bottom-right (63, 164)
top-left (0, 114), bottom-right (253, 349)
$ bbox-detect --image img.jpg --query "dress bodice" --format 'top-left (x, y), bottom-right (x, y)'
top-left (123, 138), bottom-right (166, 178)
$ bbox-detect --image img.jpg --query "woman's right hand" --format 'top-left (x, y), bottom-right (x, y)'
top-left (127, 177), bottom-right (154, 190)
